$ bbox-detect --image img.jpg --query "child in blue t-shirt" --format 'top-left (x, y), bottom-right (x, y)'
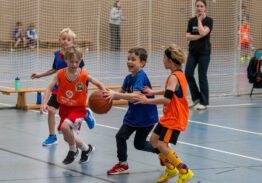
top-left (31, 28), bottom-right (95, 146)
top-left (104, 47), bottom-right (158, 175)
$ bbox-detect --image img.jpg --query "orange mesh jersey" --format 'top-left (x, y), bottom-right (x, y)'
top-left (240, 24), bottom-right (250, 43)
top-left (57, 68), bottom-right (88, 107)
top-left (159, 71), bottom-right (189, 131)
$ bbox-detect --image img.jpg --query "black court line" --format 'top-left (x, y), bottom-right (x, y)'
top-left (0, 147), bottom-right (116, 183)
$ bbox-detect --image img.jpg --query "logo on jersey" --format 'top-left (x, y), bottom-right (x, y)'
top-left (65, 90), bottom-right (74, 98)
top-left (75, 82), bottom-right (84, 91)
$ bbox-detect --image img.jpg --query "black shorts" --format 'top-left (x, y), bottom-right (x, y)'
top-left (47, 94), bottom-right (60, 109)
top-left (153, 123), bottom-right (180, 145)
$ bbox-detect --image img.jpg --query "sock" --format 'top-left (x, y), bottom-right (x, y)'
top-left (69, 144), bottom-right (77, 152)
top-left (120, 161), bottom-right (128, 165)
top-left (79, 143), bottom-right (88, 151)
top-left (159, 153), bottom-right (175, 170)
top-left (166, 149), bottom-right (188, 174)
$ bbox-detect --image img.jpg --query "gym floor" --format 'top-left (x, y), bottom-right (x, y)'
top-left (0, 94), bottom-right (262, 183)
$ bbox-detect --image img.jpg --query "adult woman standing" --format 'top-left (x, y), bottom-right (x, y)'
top-left (185, 0), bottom-right (213, 110)
top-left (109, 0), bottom-right (124, 51)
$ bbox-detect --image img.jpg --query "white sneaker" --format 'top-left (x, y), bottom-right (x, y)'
top-left (189, 99), bottom-right (199, 108)
top-left (194, 103), bottom-right (207, 110)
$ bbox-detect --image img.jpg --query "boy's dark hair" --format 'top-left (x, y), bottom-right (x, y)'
top-left (128, 47), bottom-right (147, 62)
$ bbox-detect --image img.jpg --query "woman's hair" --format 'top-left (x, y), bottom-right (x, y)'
top-left (64, 46), bottom-right (83, 61)
top-left (113, 0), bottom-right (120, 7)
top-left (59, 28), bottom-right (76, 39)
top-left (195, 0), bottom-right (207, 6)
top-left (165, 44), bottom-right (186, 66)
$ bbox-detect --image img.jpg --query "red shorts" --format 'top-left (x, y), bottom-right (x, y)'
top-left (58, 105), bottom-right (87, 133)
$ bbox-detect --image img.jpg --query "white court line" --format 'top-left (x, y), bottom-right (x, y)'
top-left (179, 141), bottom-right (262, 162)
top-left (189, 120), bottom-right (262, 136)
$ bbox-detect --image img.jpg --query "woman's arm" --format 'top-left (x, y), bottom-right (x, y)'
top-left (186, 33), bottom-right (203, 41)
top-left (197, 14), bottom-right (211, 36)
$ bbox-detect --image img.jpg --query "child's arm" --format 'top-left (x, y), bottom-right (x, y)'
top-left (40, 75), bottom-right (57, 114)
top-left (31, 68), bottom-right (56, 79)
top-left (134, 75), bottom-right (178, 105)
top-left (88, 74), bottom-right (106, 91)
top-left (143, 86), bottom-right (165, 96)
top-left (105, 90), bottom-right (139, 102)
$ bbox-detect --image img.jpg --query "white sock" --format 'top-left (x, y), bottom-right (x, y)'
top-left (69, 144), bottom-right (77, 152)
top-left (79, 143), bottom-right (88, 151)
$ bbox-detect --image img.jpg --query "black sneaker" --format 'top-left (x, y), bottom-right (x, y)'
top-left (63, 149), bottom-right (79, 165)
top-left (79, 144), bottom-right (95, 163)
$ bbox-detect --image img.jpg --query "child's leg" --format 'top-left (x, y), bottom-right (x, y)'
top-left (48, 106), bottom-right (56, 135)
top-left (61, 122), bottom-right (76, 150)
top-left (107, 124), bottom-right (134, 175)
top-left (150, 132), bottom-right (178, 183)
top-left (116, 124), bottom-right (135, 162)
top-left (14, 39), bottom-right (21, 48)
top-left (133, 125), bottom-right (154, 152)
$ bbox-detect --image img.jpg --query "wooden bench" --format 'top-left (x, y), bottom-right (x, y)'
top-left (0, 84), bottom-right (160, 110)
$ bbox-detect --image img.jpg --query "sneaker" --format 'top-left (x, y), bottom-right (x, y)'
top-left (63, 149), bottom-right (79, 165)
top-left (176, 169), bottom-right (194, 183)
top-left (189, 99), bottom-right (199, 109)
top-left (157, 168), bottom-right (179, 183)
top-left (79, 144), bottom-right (95, 163)
top-left (85, 108), bottom-right (96, 129)
top-left (107, 162), bottom-right (129, 175)
top-left (42, 135), bottom-right (58, 146)
top-left (194, 103), bottom-right (207, 110)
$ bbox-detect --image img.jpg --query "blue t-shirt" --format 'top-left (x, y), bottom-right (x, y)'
top-left (122, 69), bottom-right (158, 127)
top-left (52, 50), bottom-right (85, 91)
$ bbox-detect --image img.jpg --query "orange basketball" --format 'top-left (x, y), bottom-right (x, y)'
top-left (88, 90), bottom-right (112, 114)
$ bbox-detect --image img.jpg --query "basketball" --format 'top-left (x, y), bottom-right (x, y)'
top-left (88, 90), bottom-right (112, 114)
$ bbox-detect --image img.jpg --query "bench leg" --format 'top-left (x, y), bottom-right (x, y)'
top-left (16, 92), bottom-right (27, 110)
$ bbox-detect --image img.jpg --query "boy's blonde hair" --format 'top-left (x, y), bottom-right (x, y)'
top-left (64, 46), bottom-right (83, 61)
top-left (59, 28), bottom-right (76, 39)
top-left (165, 44), bottom-right (186, 66)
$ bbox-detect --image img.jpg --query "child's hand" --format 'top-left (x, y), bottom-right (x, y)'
top-left (143, 86), bottom-right (154, 96)
top-left (40, 104), bottom-right (48, 114)
top-left (31, 72), bottom-right (41, 79)
top-left (133, 93), bottom-right (148, 104)
top-left (103, 90), bottom-right (114, 102)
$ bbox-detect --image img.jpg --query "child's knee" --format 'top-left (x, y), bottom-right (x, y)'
top-left (61, 122), bottom-right (70, 133)
top-left (48, 106), bottom-right (56, 115)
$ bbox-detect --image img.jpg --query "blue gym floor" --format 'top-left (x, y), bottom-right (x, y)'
top-left (0, 95), bottom-right (262, 183)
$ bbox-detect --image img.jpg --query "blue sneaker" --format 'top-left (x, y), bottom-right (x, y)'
top-left (85, 108), bottom-right (96, 129)
top-left (42, 134), bottom-right (58, 146)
